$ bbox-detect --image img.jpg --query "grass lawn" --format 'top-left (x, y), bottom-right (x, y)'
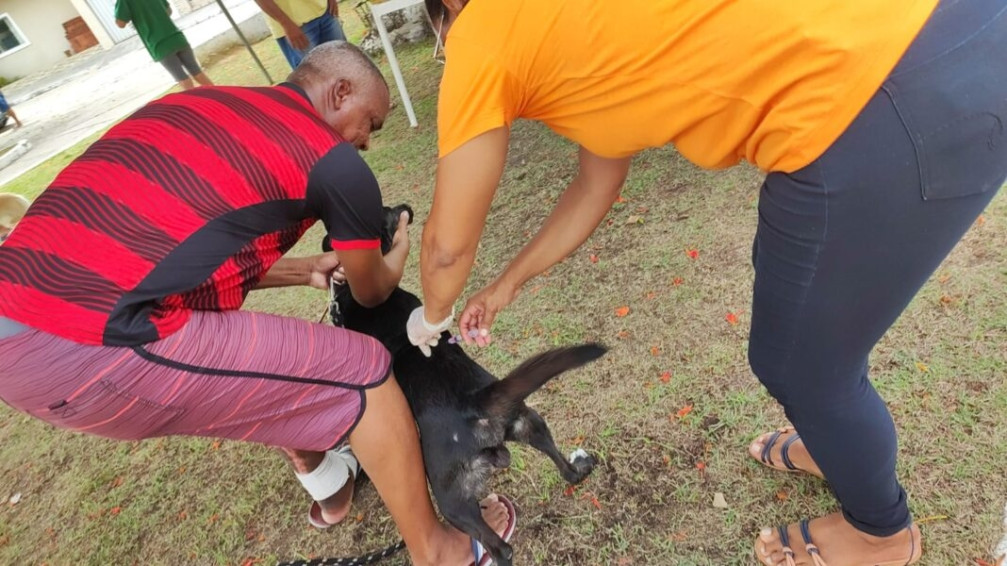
top-left (2, 8), bottom-right (1007, 566)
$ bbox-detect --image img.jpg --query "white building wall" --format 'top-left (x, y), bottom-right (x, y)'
top-left (81, 0), bottom-right (135, 43)
top-left (0, 0), bottom-right (82, 81)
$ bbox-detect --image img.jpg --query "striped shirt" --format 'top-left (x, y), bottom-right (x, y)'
top-left (0, 83), bottom-right (384, 346)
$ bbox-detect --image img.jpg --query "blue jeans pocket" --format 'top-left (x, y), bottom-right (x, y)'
top-left (883, 7), bottom-right (1007, 200)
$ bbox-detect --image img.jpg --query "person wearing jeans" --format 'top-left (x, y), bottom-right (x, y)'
top-left (255, 0), bottom-right (347, 69)
top-left (408, 0), bottom-right (1007, 563)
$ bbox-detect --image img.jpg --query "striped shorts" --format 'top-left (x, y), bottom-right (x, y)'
top-left (0, 310), bottom-right (391, 452)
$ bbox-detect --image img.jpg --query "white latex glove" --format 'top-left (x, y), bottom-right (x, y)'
top-left (407, 306), bottom-right (453, 358)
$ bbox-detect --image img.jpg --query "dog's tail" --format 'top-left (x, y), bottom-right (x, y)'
top-left (477, 343), bottom-right (607, 418)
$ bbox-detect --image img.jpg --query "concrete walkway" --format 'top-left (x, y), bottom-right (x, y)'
top-left (0, 0), bottom-right (271, 189)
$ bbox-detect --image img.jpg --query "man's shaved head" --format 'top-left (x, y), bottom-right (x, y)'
top-left (289, 40), bottom-right (388, 94)
top-left (289, 41), bottom-right (391, 150)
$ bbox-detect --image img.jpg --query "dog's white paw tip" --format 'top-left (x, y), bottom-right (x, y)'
top-left (568, 448), bottom-right (589, 463)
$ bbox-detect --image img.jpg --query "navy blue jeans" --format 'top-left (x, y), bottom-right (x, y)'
top-left (749, 0), bottom-right (1007, 537)
top-left (277, 12), bottom-right (346, 69)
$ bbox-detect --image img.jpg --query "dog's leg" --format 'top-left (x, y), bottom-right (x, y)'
top-left (439, 497), bottom-right (514, 566)
top-left (508, 407), bottom-right (596, 485)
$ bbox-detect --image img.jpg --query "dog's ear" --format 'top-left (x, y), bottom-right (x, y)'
top-left (380, 204), bottom-right (414, 254)
top-left (393, 204), bottom-right (414, 224)
top-left (475, 344), bottom-right (607, 419)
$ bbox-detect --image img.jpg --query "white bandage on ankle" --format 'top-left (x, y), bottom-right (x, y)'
top-left (295, 451), bottom-right (350, 502)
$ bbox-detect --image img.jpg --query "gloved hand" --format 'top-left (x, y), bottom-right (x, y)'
top-left (406, 306), bottom-right (454, 357)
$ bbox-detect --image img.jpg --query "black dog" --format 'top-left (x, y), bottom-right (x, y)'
top-left (324, 204), bottom-right (605, 566)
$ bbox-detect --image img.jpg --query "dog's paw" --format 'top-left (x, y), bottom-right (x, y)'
top-left (566, 448), bottom-right (597, 483)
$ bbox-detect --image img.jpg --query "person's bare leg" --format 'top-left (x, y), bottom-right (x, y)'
top-left (178, 78), bottom-right (195, 91)
top-left (350, 376), bottom-right (509, 566)
top-left (279, 447), bottom-right (355, 525)
top-left (8, 109), bottom-right (21, 127)
top-left (193, 72), bottom-right (214, 87)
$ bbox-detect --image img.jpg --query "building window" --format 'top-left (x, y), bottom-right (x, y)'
top-left (0, 13), bottom-right (29, 59)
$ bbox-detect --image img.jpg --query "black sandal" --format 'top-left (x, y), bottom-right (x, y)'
top-left (778, 524), bottom-right (798, 566)
top-left (752, 426), bottom-right (820, 476)
top-left (760, 520), bottom-right (830, 566)
top-left (799, 519), bottom-right (828, 566)
top-left (789, 518), bottom-right (920, 566)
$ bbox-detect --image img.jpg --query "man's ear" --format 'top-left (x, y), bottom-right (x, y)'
top-left (330, 78), bottom-right (352, 110)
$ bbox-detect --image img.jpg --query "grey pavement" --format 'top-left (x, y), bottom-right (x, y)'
top-left (0, 0), bottom-right (271, 189)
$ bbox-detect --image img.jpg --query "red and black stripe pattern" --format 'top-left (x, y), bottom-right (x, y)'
top-left (0, 84), bottom-right (381, 346)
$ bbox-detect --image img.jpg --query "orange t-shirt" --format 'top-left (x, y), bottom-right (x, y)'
top-left (436, 0), bottom-right (937, 173)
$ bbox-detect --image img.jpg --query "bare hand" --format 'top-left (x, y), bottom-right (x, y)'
top-left (328, 0), bottom-right (339, 17)
top-left (458, 282), bottom-right (518, 346)
top-left (308, 252), bottom-right (343, 290)
top-left (392, 211), bottom-right (410, 250)
top-left (285, 24), bottom-right (310, 51)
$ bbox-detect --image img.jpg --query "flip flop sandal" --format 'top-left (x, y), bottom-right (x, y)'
top-left (471, 494), bottom-right (518, 566)
top-left (754, 427), bottom-right (806, 474)
top-left (307, 445), bottom-right (362, 530)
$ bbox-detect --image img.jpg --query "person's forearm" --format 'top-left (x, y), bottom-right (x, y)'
top-left (255, 257), bottom-right (311, 289)
top-left (377, 242), bottom-right (409, 299)
top-left (253, 0), bottom-right (300, 30)
top-left (420, 128), bottom-right (510, 323)
top-left (420, 230), bottom-right (478, 323)
top-left (496, 172), bottom-right (624, 293)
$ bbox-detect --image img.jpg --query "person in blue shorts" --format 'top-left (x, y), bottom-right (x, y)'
top-left (0, 90), bottom-right (22, 129)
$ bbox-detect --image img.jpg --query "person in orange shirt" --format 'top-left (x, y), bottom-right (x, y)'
top-left (406, 0), bottom-right (1007, 563)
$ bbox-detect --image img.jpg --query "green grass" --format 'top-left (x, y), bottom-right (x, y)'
top-left (2, 7), bottom-right (1007, 566)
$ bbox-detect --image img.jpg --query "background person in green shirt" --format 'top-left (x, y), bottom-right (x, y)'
top-left (115, 0), bottom-right (214, 91)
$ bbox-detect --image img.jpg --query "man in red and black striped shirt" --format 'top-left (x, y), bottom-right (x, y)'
top-left (0, 42), bottom-right (512, 565)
